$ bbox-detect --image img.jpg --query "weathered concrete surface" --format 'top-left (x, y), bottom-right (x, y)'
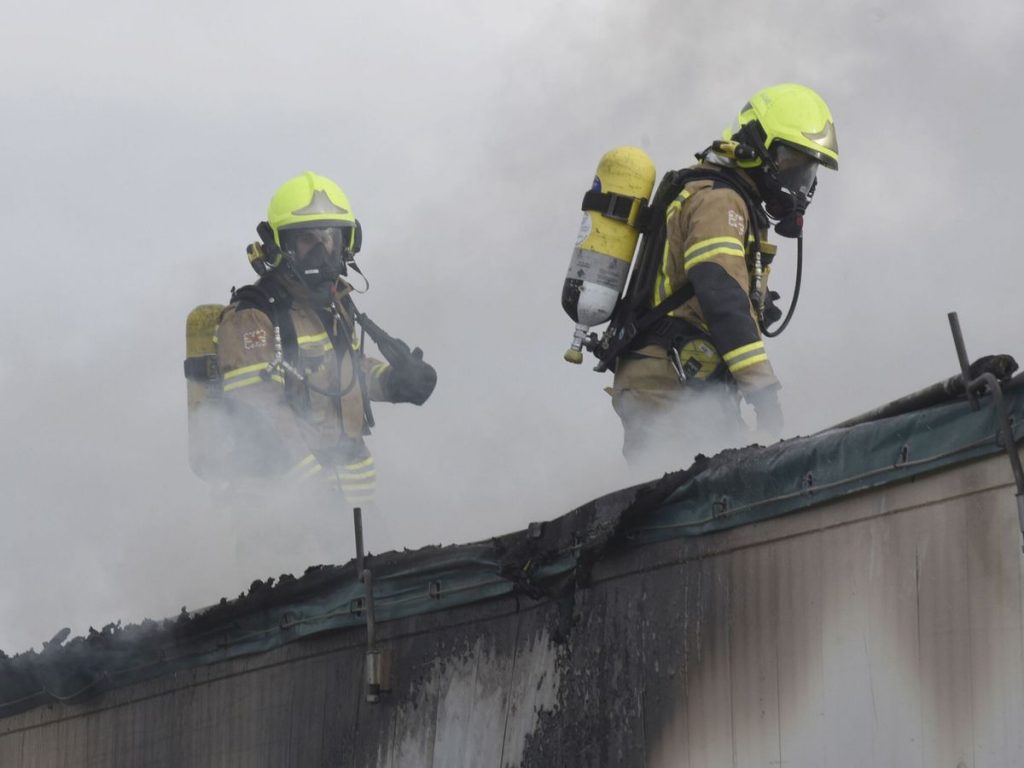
top-left (1, 450), bottom-right (1023, 767)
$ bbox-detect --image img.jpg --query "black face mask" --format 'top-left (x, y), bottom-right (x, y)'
top-left (280, 227), bottom-right (348, 282)
top-left (760, 145), bottom-right (819, 238)
top-left (760, 175), bottom-right (815, 238)
top-left (764, 195), bottom-right (805, 238)
top-left (286, 241), bottom-right (342, 307)
top-left (297, 240), bottom-right (346, 284)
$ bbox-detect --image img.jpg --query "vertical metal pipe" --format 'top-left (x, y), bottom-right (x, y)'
top-left (364, 566), bottom-right (380, 703)
top-left (363, 569), bottom-right (377, 650)
top-left (947, 312), bottom-right (978, 410)
top-left (353, 506), bottom-right (364, 575)
top-left (352, 505), bottom-right (382, 701)
top-left (949, 314), bottom-right (1024, 549)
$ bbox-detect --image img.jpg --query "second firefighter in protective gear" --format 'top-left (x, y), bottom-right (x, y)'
top-left (212, 171), bottom-right (437, 507)
top-left (607, 83), bottom-right (838, 469)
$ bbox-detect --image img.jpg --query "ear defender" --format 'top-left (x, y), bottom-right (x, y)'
top-left (711, 140), bottom-right (759, 163)
top-left (246, 221), bottom-right (285, 275)
top-left (349, 219), bottom-right (362, 255)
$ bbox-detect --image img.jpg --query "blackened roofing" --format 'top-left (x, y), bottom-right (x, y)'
top-left (2, 367), bottom-right (1022, 719)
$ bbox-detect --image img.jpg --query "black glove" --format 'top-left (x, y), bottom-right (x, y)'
top-left (747, 386), bottom-right (783, 439)
top-left (763, 290), bottom-right (783, 326)
top-left (388, 347), bottom-right (437, 405)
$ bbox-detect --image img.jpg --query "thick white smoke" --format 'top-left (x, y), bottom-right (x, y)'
top-left (2, 0), bottom-right (1023, 654)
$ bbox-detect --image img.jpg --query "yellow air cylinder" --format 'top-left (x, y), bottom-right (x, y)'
top-left (184, 304), bottom-right (225, 478)
top-left (562, 146), bottom-right (656, 363)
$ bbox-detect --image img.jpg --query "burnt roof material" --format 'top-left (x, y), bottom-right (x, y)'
top-left (2, 372), bottom-right (1023, 718)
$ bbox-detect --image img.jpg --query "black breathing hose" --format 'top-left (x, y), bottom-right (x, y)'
top-left (761, 234), bottom-right (802, 338)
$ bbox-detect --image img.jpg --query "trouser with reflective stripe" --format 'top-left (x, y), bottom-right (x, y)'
top-left (330, 455), bottom-right (378, 507)
top-left (610, 351), bottom-right (745, 474)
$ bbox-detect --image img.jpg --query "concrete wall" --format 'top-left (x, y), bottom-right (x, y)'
top-left (2, 450), bottom-right (1023, 767)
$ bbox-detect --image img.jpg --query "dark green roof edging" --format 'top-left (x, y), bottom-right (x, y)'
top-left (627, 387), bottom-right (1024, 542)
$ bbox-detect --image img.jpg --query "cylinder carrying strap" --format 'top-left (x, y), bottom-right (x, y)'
top-left (594, 167), bottom-right (764, 372)
top-left (184, 355), bottom-right (220, 381)
top-left (581, 189), bottom-right (645, 223)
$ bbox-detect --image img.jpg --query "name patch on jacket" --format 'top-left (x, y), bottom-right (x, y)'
top-left (728, 209), bottom-right (745, 234)
top-left (243, 329), bottom-right (268, 350)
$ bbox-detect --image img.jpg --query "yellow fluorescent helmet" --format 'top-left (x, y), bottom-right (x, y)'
top-left (727, 83), bottom-right (839, 171)
top-left (267, 171), bottom-right (358, 247)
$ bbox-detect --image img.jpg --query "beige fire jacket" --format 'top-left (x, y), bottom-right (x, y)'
top-left (215, 277), bottom-right (392, 504)
top-left (652, 166), bottom-right (780, 396)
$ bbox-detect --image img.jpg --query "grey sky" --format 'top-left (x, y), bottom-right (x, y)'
top-left (2, 0), bottom-right (1022, 654)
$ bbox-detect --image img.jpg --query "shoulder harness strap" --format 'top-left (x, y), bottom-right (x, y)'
top-left (594, 167), bottom-right (763, 369)
top-left (230, 281), bottom-right (299, 365)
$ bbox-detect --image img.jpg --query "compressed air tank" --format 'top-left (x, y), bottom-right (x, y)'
top-left (184, 303), bottom-right (226, 479)
top-left (562, 146), bottom-right (656, 363)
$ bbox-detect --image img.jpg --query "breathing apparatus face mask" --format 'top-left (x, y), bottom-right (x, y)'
top-left (279, 225), bottom-right (351, 301)
top-left (760, 144), bottom-right (819, 238)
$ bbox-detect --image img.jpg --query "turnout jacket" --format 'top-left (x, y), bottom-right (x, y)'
top-left (214, 276), bottom-right (394, 504)
top-left (651, 166), bottom-right (780, 397)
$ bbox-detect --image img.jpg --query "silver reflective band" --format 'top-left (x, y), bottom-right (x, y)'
top-left (291, 189), bottom-right (348, 216)
top-left (801, 120), bottom-right (838, 154)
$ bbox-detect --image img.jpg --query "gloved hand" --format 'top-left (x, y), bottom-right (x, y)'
top-left (762, 290), bottom-right (783, 326)
top-left (388, 347), bottom-right (437, 405)
top-left (747, 386), bottom-right (783, 440)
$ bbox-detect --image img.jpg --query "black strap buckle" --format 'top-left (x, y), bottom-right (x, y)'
top-left (581, 189), bottom-right (639, 223)
top-left (183, 355), bottom-right (220, 381)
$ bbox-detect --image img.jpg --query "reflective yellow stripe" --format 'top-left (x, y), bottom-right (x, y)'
top-left (668, 191), bottom-right (689, 215)
top-left (339, 469), bottom-right (377, 481)
top-left (223, 362), bottom-right (269, 380)
top-left (723, 341), bottom-right (769, 373)
top-left (722, 341), bottom-right (764, 362)
top-left (297, 332), bottom-right (333, 352)
top-left (344, 457), bottom-right (375, 471)
top-left (222, 366), bottom-right (281, 392)
top-left (340, 481), bottom-right (376, 492)
top-left (223, 376), bottom-right (259, 392)
top-left (369, 362), bottom-right (389, 380)
top-left (286, 454), bottom-right (322, 482)
top-left (336, 455), bottom-right (376, 502)
top-left (655, 238), bottom-right (673, 306)
top-left (729, 353), bottom-right (769, 373)
top-left (653, 191), bottom-right (692, 306)
top-left (289, 454), bottom-right (317, 472)
top-left (222, 363), bottom-right (286, 391)
top-left (683, 237), bottom-right (744, 271)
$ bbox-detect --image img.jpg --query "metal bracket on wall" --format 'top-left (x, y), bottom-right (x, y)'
top-left (353, 506), bottom-right (387, 703)
top-left (948, 312), bottom-right (1024, 550)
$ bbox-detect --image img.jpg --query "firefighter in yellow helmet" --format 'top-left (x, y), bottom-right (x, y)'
top-left (213, 172), bottom-right (437, 511)
top-left (608, 84), bottom-right (838, 469)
